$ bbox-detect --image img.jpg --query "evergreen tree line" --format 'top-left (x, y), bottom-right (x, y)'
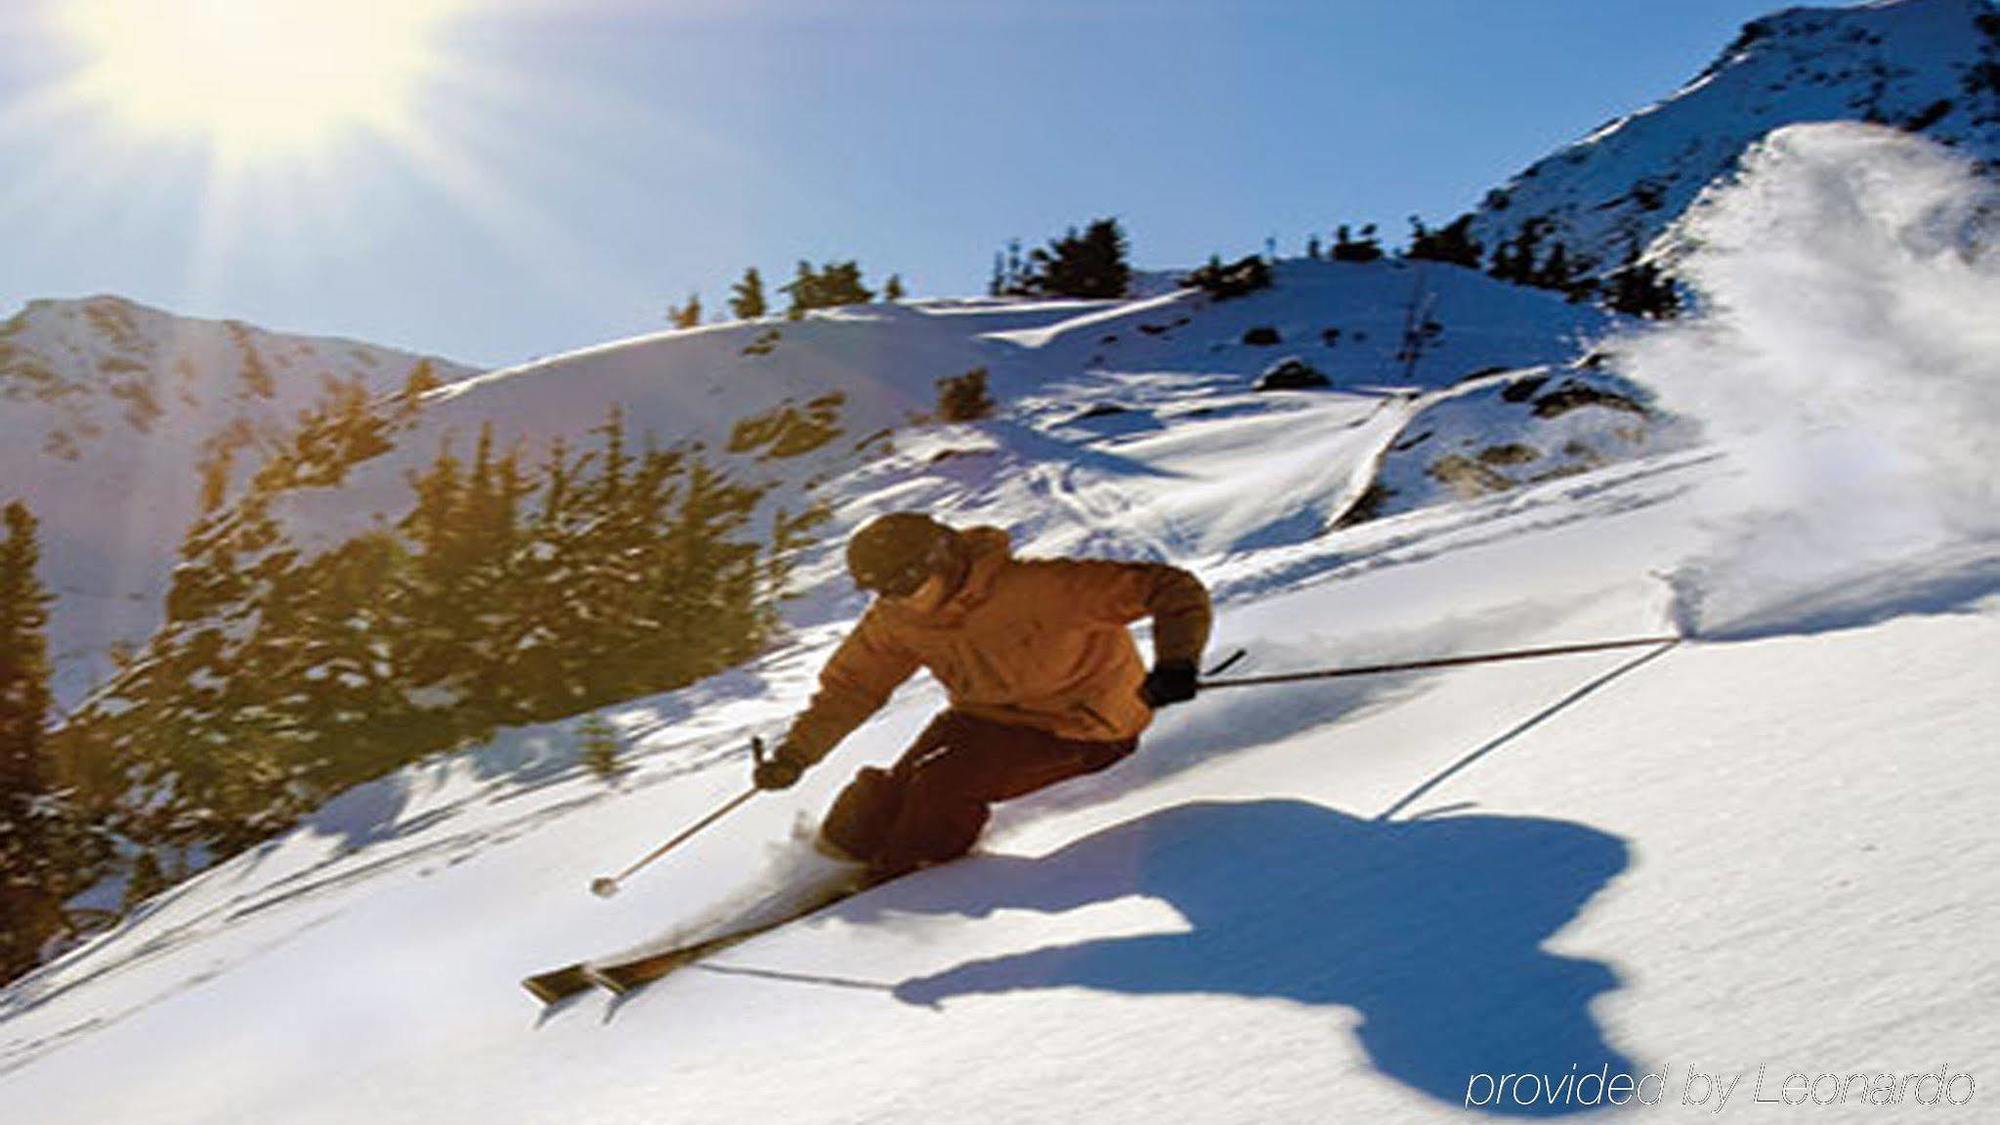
top-left (672, 261), bottom-right (906, 328)
top-left (35, 392), bottom-right (790, 959)
top-left (977, 209), bottom-right (1670, 318)
top-left (686, 215), bottom-right (1140, 317)
top-left (1296, 214), bottom-right (1678, 318)
top-left (669, 209), bottom-right (1672, 327)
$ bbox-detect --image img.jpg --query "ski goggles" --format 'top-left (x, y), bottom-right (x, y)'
top-left (857, 557), bottom-right (935, 599)
top-left (854, 537), bottom-right (949, 598)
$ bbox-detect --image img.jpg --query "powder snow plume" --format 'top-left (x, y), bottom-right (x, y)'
top-left (1613, 122), bottom-right (2000, 639)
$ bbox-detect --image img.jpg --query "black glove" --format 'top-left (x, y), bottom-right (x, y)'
top-left (1139, 660), bottom-right (1199, 709)
top-left (753, 742), bottom-right (808, 790)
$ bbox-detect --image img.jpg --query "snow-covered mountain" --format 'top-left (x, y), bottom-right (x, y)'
top-left (281, 256), bottom-right (1628, 593)
top-left (3, 118), bottom-right (1995, 1124)
top-left (6, 273), bottom-right (1632, 717)
top-left (1465, 0), bottom-right (2000, 274)
top-left (0, 295), bottom-right (476, 703)
top-left (5, 0), bottom-right (1999, 1114)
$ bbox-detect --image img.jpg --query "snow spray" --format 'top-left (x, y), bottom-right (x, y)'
top-left (618, 813), bottom-right (862, 958)
top-left (1613, 123), bottom-right (2000, 638)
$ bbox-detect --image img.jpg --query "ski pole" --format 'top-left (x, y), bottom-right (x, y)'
top-left (1205, 649), bottom-right (1248, 677)
top-left (1198, 635), bottom-right (1680, 691)
top-left (589, 738), bottom-right (767, 898)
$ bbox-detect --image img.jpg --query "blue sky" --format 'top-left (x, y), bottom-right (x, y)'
top-left (0, 0), bottom-right (1787, 368)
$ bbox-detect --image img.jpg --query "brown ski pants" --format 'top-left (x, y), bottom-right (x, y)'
top-left (819, 710), bottom-right (1138, 879)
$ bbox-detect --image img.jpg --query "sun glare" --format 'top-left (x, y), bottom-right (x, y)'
top-left (62, 0), bottom-right (460, 156)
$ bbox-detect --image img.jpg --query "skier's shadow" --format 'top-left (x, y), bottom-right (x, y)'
top-left (859, 799), bottom-right (1640, 1117)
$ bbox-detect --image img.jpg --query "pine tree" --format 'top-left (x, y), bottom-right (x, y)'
top-left (460, 424), bottom-right (532, 712)
top-left (279, 529), bottom-right (408, 788)
top-left (0, 501), bottom-right (61, 979)
top-left (396, 434), bottom-right (475, 720)
top-left (1180, 254), bottom-right (1271, 300)
top-left (1331, 224), bottom-right (1384, 263)
top-left (729, 268), bottom-right (767, 320)
top-left (1603, 243), bottom-right (1680, 319)
top-left (668, 292), bottom-right (702, 329)
top-left (781, 260), bottom-right (874, 317)
top-left (819, 261), bottom-right (872, 306)
top-left (783, 261), bottom-right (814, 319)
top-left (883, 274), bottom-right (905, 302)
top-left (504, 436), bottom-right (580, 707)
top-left (139, 490), bottom-right (312, 853)
top-left (0, 505), bottom-right (53, 791)
top-left (401, 359), bottom-right (443, 403)
top-left (992, 240), bottom-right (1036, 296)
top-left (1020, 218), bottom-right (1131, 298)
top-left (1405, 214), bottom-right (1483, 268)
top-left (1489, 218), bottom-right (1549, 285)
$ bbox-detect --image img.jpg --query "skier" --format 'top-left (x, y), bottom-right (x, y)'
top-left (752, 511), bottom-right (1212, 881)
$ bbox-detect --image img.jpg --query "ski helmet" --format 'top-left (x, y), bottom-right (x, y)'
top-left (846, 512), bottom-right (959, 596)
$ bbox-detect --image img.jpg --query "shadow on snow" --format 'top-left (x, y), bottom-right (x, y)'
top-left (858, 798), bottom-right (1641, 1117)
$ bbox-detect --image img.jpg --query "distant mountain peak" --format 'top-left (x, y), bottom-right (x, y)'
top-left (1465, 0), bottom-right (2000, 277)
top-left (1, 295), bottom-right (472, 428)
top-left (0, 296), bottom-right (480, 702)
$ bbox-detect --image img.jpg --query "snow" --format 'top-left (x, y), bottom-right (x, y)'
top-left (11, 438), bottom-right (1994, 1121)
top-left (4, 108), bottom-right (1998, 1125)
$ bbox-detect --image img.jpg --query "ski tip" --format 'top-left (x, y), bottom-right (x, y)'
top-left (522, 964), bottom-right (593, 1006)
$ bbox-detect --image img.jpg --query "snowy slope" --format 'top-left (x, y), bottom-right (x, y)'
top-left (1465, 0), bottom-right (2000, 274)
top-left (232, 257), bottom-right (1620, 637)
top-left (2, 122), bottom-right (1995, 1123)
top-left (0, 296), bottom-right (477, 704)
top-left (5, 263), bottom-right (1615, 719)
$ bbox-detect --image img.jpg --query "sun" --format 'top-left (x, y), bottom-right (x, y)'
top-left (61, 0), bottom-right (461, 156)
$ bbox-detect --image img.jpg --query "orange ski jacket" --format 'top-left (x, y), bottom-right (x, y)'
top-left (782, 526), bottom-right (1211, 765)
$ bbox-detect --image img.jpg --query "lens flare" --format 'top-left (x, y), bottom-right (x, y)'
top-left (61, 0), bottom-right (461, 156)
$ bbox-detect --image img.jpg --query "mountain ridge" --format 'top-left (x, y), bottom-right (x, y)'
top-left (1464, 0), bottom-right (2000, 276)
